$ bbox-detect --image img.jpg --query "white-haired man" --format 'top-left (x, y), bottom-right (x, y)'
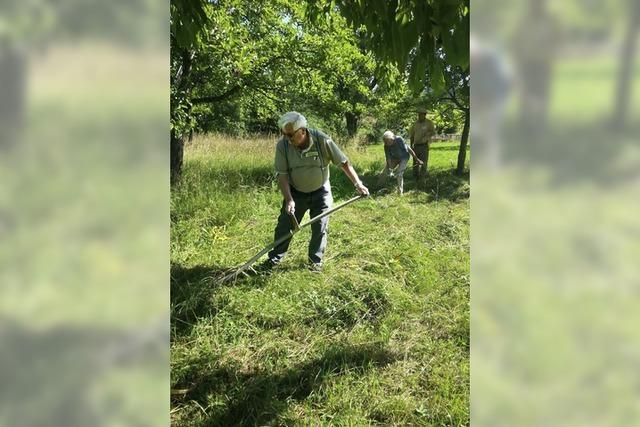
top-left (259, 112), bottom-right (369, 272)
top-left (377, 130), bottom-right (423, 195)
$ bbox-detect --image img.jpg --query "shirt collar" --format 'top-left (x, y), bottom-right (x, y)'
top-left (300, 134), bottom-right (315, 153)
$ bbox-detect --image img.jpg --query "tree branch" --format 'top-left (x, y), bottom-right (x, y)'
top-left (445, 87), bottom-right (469, 113)
top-left (253, 85), bottom-right (282, 103)
top-left (190, 53), bottom-right (292, 104)
top-left (192, 84), bottom-right (244, 104)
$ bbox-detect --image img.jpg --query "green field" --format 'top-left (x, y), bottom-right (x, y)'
top-left (170, 135), bottom-right (470, 425)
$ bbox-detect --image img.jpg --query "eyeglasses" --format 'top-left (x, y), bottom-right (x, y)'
top-left (283, 128), bottom-right (301, 139)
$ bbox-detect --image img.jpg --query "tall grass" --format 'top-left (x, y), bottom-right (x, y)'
top-left (171, 134), bottom-right (470, 426)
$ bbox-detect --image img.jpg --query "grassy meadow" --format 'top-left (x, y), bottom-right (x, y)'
top-left (170, 135), bottom-right (470, 426)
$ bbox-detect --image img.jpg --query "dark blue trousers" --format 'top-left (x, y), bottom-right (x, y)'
top-left (268, 185), bottom-right (332, 264)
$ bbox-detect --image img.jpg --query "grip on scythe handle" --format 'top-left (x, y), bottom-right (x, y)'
top-left (289, 212), bottom-right (300, 232)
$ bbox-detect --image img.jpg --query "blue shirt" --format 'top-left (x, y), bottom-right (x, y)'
top-left (384, 136), bottom-right (410, 161)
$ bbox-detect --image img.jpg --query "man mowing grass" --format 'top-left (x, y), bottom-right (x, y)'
top-left (377, 130), bottom-right (423, 195)
top-left (258, 111), bottom-right (369, 273)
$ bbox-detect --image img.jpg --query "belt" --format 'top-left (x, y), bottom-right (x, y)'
top-left (290, 185), bottom-right (328, 196)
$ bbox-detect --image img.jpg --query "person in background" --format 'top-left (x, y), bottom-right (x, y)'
top-left (377, 130), bottom-right (422, 195)
top-left (409, 108), bottom-right (435, 178)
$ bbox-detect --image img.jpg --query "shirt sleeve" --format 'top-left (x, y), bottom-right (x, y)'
top-left (274, 139), bottom-right (288, 175)
top-left (324, 138), bottom-right (348, 165)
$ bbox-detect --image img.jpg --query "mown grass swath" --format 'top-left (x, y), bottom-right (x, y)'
top-left (170, 135), bottom-right (469, 425)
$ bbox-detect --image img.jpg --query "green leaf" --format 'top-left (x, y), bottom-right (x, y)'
top-left (452, 16), bottom-right (469, 68)
top-left (431, 59), bottom-right (446, 95)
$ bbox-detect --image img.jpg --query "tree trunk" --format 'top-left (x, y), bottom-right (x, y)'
top-left (345, 112), bottom-right (358, 137)
top-left (170, 128), bottom-right (184, 185)
top-left (611, 0), bottom-right (640, 130)
top-left (170, 49), bottom-right (193, 184)
top-left (456, 111), bottom-right (470, 175)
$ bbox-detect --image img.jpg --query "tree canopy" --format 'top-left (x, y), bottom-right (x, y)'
top-left (170, 0), bottom-right (471, 180)
top-left (307, 0), bottom-right (469, 93)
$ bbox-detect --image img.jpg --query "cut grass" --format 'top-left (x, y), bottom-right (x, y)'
top-left (171, 135), bottom-right (469, 426)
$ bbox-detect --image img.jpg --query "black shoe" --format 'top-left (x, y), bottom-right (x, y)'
top-left (308, 262), bottom-right (323, 273)
top-left (255, 258), bottom-right (279, 273)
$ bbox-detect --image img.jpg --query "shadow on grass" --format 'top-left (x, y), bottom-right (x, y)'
top-left (429, 143), bottom-right (466, 152)
top-left (173, 342), bottom-right (398, 426)
top-left (170, 263), bottom-right (272, 337)
top-left (331, 166), bottom-right (382, 201)
top-left (332, 166), bottom-right (469, 203)
top-left (418, 169), bottom-right (470, 202)
top-left (170, 264), bottom-right (225, 337)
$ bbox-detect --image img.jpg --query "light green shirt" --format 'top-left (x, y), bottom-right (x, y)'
top-left (274, 129), bottom-right (348, 193)
top-left (409, 118), bottom-right (435, 146)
